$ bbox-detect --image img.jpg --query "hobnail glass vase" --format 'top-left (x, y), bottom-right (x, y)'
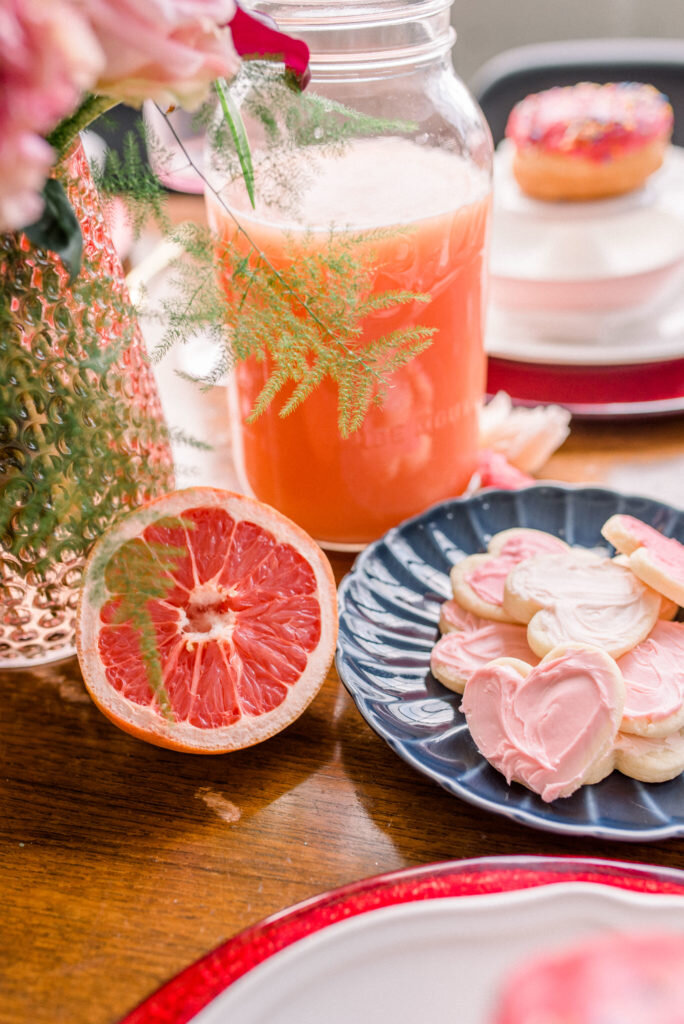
top-left (0, 140), bottom-right (174, 668)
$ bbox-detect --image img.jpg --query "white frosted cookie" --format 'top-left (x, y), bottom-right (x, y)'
top-left (502, 548), bottom-right (603, 623)
top-left (617, 620), bottom-right (684, 738)
top-left (461, 644), bottom-right (624, 802)
top-left (503, 550), bottom-right (661, 659)
top-left (430, 621), bottom-right (538, 694)
top-left (450, 528), bottom-right (568, 623)
top-left (602, 513), bottom-right (684, 606)
top-left (613, 553), bottom-right (678, 620)
top-left (615, 728), bottom-right (684, 783)
top-left (438, 599), bottom-right (487, 635)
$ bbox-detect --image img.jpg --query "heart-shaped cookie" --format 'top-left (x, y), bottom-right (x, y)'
top-left (617, 620), bottom-right (684, 738)
top-left (504, 551), bottom-right (661, 658)
top-left (430, 621), bottom-right (538, 694)
top-left (461, 644), bottom-right (625, 801)
top-left (602, 513), bottom-right (684, 606)
top-left (450, 528), bottom-right (568, 623)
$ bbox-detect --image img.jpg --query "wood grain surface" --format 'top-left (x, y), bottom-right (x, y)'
top-left (2, 407), bottom-right (684, 1023)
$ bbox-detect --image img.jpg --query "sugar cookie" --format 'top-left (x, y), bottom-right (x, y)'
top-left (613, 553), bottom-right (678, 619)
top-left (450, 528), bottom-right (568, 623)
top-left (504, 550), bottom-right (661, 658)
top-left (430, 621), bottom-right (538, 694)
top-left (502, 548), bottom-right (602, 623)
top-left (438, 599), bottom-right (487, 635)
top-left (617, 620), bottom-right (684, 738)
top-left (461, 644), bottom-right (624, 802)
top-left (615, 727), bottom-right (684, 783)
top-left (602, 513), bottom-right (684, 606)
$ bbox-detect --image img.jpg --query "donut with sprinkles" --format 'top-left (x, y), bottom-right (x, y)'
top-left (505, 81), bottom-right (673, 201)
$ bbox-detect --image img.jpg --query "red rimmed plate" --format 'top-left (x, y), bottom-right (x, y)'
top-left (487, 355), bottom-right (684, 417)
top-left (120, 856), bottom-right (684, 1024)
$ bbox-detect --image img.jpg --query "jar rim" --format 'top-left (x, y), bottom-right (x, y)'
top-left (250, 0), bottom-right (455, 69)
top-left (251, 0), bottom-right (452, 27)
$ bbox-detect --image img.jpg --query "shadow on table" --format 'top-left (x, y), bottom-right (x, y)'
top-left (0, 657), bottom-right (335, 856)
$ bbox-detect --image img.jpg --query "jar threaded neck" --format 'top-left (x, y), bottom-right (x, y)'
top-left (251, 0), bottom-right (455, 70)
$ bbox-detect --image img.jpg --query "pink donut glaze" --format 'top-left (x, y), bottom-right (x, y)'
top-left (465, 532), bottom-right (568, 606)
top-left (505, 82), bottom-right (673, 162)
top-left (493, 931), bottom-right (684, 1024)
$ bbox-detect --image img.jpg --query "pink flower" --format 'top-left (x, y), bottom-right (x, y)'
top-left (476, 450), bottom-right (535, 491)
top-left (230, 6), bottom-right (310, 88)
top-left (83, 0), bottom-right (240, 109)
top-left (0, 0), bottom-right (103, 231)
top-left (0, 131), bottom-right (54, 232)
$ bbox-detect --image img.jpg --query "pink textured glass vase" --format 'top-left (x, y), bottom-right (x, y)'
top-left (0, 141), bottom-right (174, 667)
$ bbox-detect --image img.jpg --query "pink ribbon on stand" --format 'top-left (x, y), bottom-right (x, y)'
top-left (229, 4), bottom-right (311, 89)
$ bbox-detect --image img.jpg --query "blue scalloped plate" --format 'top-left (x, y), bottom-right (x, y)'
top-left (336, 484), bottom-right (684, 841)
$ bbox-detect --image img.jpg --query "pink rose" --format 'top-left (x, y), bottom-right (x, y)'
top-left (0, 130), bottom-right (54, 233)
top-left (83, 0), bottom-right (240, 109)
top-left (0, 0), bottom-right (103, 231)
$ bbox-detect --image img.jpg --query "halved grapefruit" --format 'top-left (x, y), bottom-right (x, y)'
top-left (76, 487), bottom-right (338, 752)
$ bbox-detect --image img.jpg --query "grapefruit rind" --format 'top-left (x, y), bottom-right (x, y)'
top-left (76, 487), bottom-right (338, 753)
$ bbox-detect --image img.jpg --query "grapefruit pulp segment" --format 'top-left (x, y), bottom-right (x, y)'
top-left (77, 488), bottom-right (338, 752)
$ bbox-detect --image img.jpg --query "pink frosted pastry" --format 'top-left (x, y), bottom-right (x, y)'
top-left (430, 621), bottom-right (538, 694)
top-left (602, 513), bottom-right (684, 606)
top-left (450, 528), bottom-right (568, 623)
top-left (503, 550), bottom-right (661, 659)
top-left (461, 643), bottom-right (624, 801)
top-left (505, 81), bottom-right (674, 201)
top-left (617, 620), bottom-right (684, 738)
top-left (492, 931), bottom-right (684, 1024)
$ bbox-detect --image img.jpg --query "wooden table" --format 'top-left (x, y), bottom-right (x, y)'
top-left (2, 407), bottom-right (684, 1023)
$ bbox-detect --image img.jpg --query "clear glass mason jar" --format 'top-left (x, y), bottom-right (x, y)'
top-left (206, 0), bottom-right (492, 548)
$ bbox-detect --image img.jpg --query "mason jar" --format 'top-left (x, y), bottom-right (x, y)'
top-left (206, 0), bottom-right (492, 548)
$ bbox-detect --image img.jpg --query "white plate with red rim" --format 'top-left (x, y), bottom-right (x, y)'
top-left (119, 857), bottom-right (684, 1024)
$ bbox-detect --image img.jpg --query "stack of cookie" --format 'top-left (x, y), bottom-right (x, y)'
top-left (430, 517), bottom-right (684, 802)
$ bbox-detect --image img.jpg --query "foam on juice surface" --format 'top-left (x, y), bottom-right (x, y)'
top-left (214, 135), bottom-right (490, 231)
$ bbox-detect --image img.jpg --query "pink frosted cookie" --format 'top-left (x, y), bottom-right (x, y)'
top-left (430, 621), bottom-right (538, 694)
top-left (492, 931), bottom-right (684, 1024)
top-left (617, 620), bottom-right (684, 738)
top-left (613, 553), bottom-right (678, 619)
top-left (450, 528), bottom-right (568, 623)
top-left (438, 599), bottom-right (487, 635)
top-left (503, 550), bottom-right (661, 659)
top-left (461, 644), bottom-right (624, 802)
top-left (602, 514), bottom-right (684, 606)
top-left (615, 727), bottom-right (684, 783)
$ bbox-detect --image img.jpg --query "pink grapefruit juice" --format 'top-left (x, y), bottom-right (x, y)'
top-left (209, 138), bottom-right (491, 547)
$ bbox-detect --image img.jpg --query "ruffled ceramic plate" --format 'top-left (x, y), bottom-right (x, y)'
top-left (336, 484), bottom-right (684, 840)
top-left (120, 857), bottom-right (684, 1024)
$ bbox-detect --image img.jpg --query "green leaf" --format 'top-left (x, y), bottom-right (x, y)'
top-left (23, 179), bottom-right (83, 283)
top-left (215, 77), bottom-right (256, 209)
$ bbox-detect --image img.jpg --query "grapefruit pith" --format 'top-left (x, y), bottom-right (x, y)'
top-left (76, 487), bottom-right (338, 752)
